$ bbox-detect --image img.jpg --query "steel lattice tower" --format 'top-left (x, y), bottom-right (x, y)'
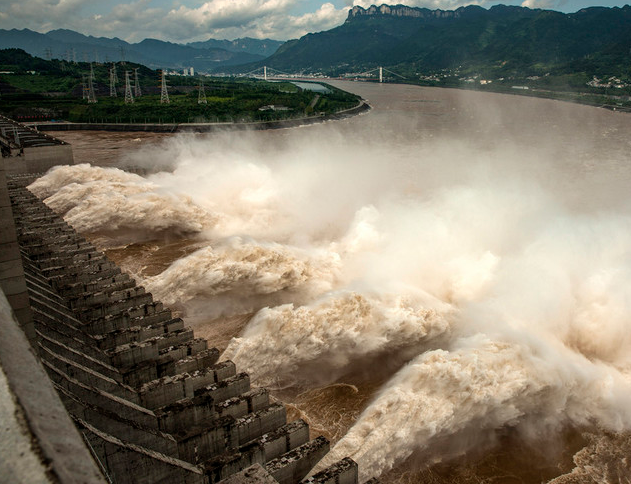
top-left (109, 64), bottom-right (118, 97)
top-left (198, 80), bottom-right (207, 104)
top-left (87, 63), bottom-right (97, 103)
top-left (124, 71), bottom-right (134, 104)
top-left (160, 70), bottom-right (170, 104)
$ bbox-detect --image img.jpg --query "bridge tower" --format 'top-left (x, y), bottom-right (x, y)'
top-left (379, 66), bottom-right (383, 83)
top-left (264, 65), bottom-right (267, 81)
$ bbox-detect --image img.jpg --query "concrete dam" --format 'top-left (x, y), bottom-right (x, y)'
top-left (0, 119), bottom-right (372, 484)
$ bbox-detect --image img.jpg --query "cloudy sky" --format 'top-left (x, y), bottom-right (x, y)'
top-left (0, 0), bottom-right (628, 43)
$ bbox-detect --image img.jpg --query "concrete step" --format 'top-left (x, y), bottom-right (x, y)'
top-left (76, 417), bottom-right (207, 484)
top-left (84, 304), bottom-right (174, 336)
top-left (300, 458), bottom-right (359, 484)
top-left (39, 343), bottom-right (140, 404)
top-left (177, 403), bottom-right (286, 464)
top-left (207, 420), bottom-right (310, 483)
top-left (54, 382), bottom-right (179, 457)
top-left (106, 327), bottom-right (195, 369)
top-left (265, 437), bottom-right (330, 484)
top-left (140, 362), bottom-right (239, 411)
top-left (97, 318), bottom-right (185, 351)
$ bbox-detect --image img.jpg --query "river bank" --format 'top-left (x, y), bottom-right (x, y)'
top-left (26, 100), bottom-right (370, 133)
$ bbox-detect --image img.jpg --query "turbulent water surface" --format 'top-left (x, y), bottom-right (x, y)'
top-left (34, 82), bottom-right (631, 483)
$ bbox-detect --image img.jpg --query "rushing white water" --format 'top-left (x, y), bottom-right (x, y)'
top-left (28, 164), bottom-right (213, 234)
top-left (32, 82), bottom-right (631, 482)
top-left (143, 237), bottom-right (343, 318)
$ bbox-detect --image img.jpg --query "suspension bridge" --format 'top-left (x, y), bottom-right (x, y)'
top-left (240, 65), bottom-right (407, 83)
top-left (239, 66), bottom-right (295, 81)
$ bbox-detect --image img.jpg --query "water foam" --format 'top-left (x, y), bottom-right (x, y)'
top-left (33, 90), bottom-right (631, 482)
top-left (144, 236), bottom-right (341, 311)
top-left (29, 164), bottom-right (213, 235)
top-left (223, 291), bottom-right (451, 388)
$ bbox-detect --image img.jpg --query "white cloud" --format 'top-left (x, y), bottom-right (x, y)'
top-left (165, 0), bottom-right (295, 30)
top-left (1, 0), bottom-right (91, 26)
top-left (0, 0), bottom-right (348, 41)
top-left (152, 0), bottom-right (346, 41)
top-left (254, 3), bottom-right (348, 39)
top-left (2, 0), bottom-right (502, 42)
top-left (520, 0), bottom-right (568, 8)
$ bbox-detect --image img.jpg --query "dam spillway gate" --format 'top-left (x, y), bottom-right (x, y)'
top-left (1, 170), bottom-right (367, 484)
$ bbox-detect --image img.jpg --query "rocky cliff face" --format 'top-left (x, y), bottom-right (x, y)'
top-left (347, 4), bottom-right (461, 20)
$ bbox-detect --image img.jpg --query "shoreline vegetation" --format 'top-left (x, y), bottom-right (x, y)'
top-left (411, 77), bottom-right (631, 113)
top-left (27, 100), bottom-right (371, 133)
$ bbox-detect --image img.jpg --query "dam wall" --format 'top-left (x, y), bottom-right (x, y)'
top-left (0, 160), bottom-right (107, 484)
top-left (0, 163), bottom-right (372, 482)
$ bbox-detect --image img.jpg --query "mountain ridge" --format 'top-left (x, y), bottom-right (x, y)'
top-left (0, 28), bottom-right (282, 72)
top-left (253, 3), bottom-right (631, 80)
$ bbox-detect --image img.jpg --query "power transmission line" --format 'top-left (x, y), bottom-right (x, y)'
top-left (160, 69), bottom-right (170, 104)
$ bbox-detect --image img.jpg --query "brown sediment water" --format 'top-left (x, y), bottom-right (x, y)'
top-left (36, 81), bottom-right (631, 484)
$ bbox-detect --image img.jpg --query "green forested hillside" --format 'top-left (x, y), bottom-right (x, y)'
top-left (259, 4), bottom-right (631, 81)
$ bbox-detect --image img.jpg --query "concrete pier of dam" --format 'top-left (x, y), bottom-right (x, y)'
top-left (1, 114), bottom-right (74, 173)
top-left (0, 117), bottom-right (374, 484)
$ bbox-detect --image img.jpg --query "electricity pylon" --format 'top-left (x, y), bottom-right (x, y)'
top-left (124, 71), bottom-right (134, 104)
top-left (87, 63), bottom-right (97, 103)
top-left (160, 70), bottom-right (170, 104)
top-left (109, 64), bottom-right (117, 97)
top-left (198, 80), bottom-right (207, 104)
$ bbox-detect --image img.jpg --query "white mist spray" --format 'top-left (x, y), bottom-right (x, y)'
top-left (31, 83), bottom-right (631, 482)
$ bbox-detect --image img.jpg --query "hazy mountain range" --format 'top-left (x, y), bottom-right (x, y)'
top-left (3, 4), bottom-right (631, 80)
top-left (0, 28), bottom-right (283, 72)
